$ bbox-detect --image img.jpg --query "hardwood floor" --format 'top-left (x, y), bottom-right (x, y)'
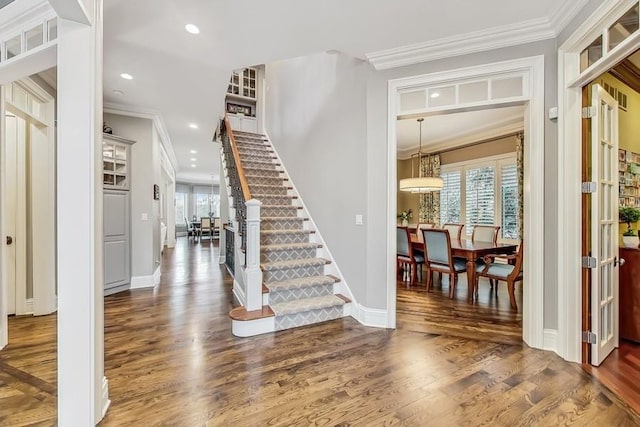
top-left (582, 340), bottom-right (640, 416)
top-left (397, 271), bottom-right (523, 345)
top-left (1, 237), bottom-right (639, 425)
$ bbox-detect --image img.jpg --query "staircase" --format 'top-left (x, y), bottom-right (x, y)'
top-left (224, 128), bottom-right (352, 336)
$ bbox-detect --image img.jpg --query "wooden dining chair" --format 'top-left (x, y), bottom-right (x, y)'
top-left (471, 225), bottom-right (501, 244)
top-left (442, 223), bottom-right (464, 241)
top-left (422, 229), bottom-right (467, 298)
top-left (200, 217), bottom-right (212, 241)
top-left (397, 226), bottom-right (424, 286)
top-left (475, 243), bottom-right (524, 310)
top-left (415, 223), bottom-right (436, 243)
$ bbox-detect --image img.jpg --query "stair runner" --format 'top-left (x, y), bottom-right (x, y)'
top-left (232, 130), bottom-right (349, 331)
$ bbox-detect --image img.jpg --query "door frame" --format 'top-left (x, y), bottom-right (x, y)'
top-left (0, 78), bottom-right (56, 322)
top-left (558, 0), bottom-right (640, 363)
top-left (386, 55), bottom-right (546, 350)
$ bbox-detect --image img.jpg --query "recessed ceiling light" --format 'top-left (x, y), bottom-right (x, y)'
top-left (190, 158), bottom-right (197, 161)
top-left (191, 164), bottom-right (197, 168)
top-left (185, 24), bottom-right (200, 34)
top-left (188, 123), bottom-right (199, 129)
top-left (112, 89), bottom-right (124, 95)
top-left (430, 92), bottom-right (440, 99)
top-left (190, 149), bottom-right (197, 154)
top-left (120, 73), bottom-right (133, 80)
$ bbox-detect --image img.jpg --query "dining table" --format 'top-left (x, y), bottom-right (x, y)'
top-left (411, 235), bottom-right (518, 302)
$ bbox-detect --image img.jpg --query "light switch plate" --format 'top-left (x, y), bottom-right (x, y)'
top-left (355, 214), bottom-right (363, 225)
top-left (141, 213), bottom-right (148, 221)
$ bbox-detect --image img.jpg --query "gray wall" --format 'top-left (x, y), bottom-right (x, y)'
top-left (104, 113), bottom-right (160, 277)
top-left (265, 40), bottom-right (562, 329)
top-left (366, 39), bottom-right (559, 328)
top-left (265, 52), bottom-right (370, 304)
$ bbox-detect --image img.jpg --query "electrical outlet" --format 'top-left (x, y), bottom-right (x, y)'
top-left (355, 214), bottom-right (363, 225)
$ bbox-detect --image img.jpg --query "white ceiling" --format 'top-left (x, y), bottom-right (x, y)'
top-left (396, 106), bottom-right (525, 159)
top-left (102, 0), bottom-right (581, 183)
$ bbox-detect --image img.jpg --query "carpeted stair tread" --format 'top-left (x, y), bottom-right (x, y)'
top-left (270, 294), bottom-right (347, 316)
top-left (261, 229), bottom-right (313, 236)
top-left (264, 275), bottom-right (339, 292)
top-left (243, 164), bottom-right (282, 171)
top-left (248, 184), bottom-right (293, 191)
top-left (244, 174), bottom-right (288, 181)
top-left (261, 257), bottom-right (330, 271)
top-left (234, 130), bottom-right (267, 137)
top-left (236, 141), bottom-right (271, 149)
top-left (261, 242), bottom-right (321, 252)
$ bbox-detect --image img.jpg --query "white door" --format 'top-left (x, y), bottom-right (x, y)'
top-left (590, 84), bottom-right (620, 366)
top-left (4, 112), bottom-right (18, 315)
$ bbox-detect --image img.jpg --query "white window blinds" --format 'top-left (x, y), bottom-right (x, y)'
top-left (440, 171), bottom-right (461, 225)
top-left (465, 166), bottom-right (495, 236)
top-left (501, 164), bottom-right (519, 239)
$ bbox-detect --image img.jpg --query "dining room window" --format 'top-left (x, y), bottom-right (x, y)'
top-left (175, 192), bottom-right (187, 226)
top-left (440, 153), bottom-right (519, 241)
top-left (195, 193), bottom-right (211, 218)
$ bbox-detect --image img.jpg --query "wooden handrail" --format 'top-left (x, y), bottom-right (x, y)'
top-left (224, 114), bottom-right (252, 200)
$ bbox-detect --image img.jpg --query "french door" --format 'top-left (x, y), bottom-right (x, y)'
top-left (589, 84), bottom-right (620, 366)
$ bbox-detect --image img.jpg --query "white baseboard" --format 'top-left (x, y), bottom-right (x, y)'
top-left (232, 280), bottom-right (246, 307)
top-left (100, 376), bottom-right (110, 421)
top-left (218, 254), bottom-right (226, 265)
top-left (130, 266), bottom-right (161, 290)
top-left (355, 304), bottom-right (388, 328)
top-left (25, 298), bottom-right (33, 315)
top-left (543, 328), bottom-right (558, 352)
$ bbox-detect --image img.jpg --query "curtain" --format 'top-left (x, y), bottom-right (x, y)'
top-left (516, 133), bottom-right (524, 239)
top-left (418, 154), bottom-right (441, 224)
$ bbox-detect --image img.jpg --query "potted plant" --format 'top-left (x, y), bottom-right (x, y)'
top-left (619, 206), bottom-right (640, 247)
top-left (398, 209), bottom-right (413, 227)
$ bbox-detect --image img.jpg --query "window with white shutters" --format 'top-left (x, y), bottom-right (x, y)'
top-left (440, 153), bottom-right (519, 242)
top-left (465, 166), bottom-right (495, 236)
top-left (439, 171), bottom-right (461, 225)
top-left (501, 164), bottom-right (519, 239)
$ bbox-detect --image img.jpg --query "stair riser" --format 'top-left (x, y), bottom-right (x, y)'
top-left (247, 186), bottom-right (288, 195)
top-left (261, 219), bottom-right (305, 231)
top-left (238, 152), bottom-right (275, 161)
top-left (246, 176), bottom-right (286, 186)
top-left (262, 247), bottom-right (317, 263)
top-left (268, 284), bottom-right (334, 304)
top-left (263, 265), bottom-right (324, 282)
top-left (274, 305), bottom-right (344, 331)
top-left (261, 232), bottom-right (310, 245)
top-left (262, 206), bottom-right (299, 217)
top-left (242, 160), bottom-right (278, 170)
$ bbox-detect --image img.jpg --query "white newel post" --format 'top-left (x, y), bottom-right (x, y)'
top-left (245, 199), bottom-right (262, 311)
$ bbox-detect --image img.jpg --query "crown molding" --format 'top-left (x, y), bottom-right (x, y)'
top-left (397, 119), bottom-right (523, 160)
top-left (366, 1), bottom-right (589, 70)
top-left (103, 102), bottom-right (178, 173)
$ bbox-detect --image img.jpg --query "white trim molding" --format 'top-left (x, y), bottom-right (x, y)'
top-left (130, 266), bottom-right (161, 290)
top-left (387, 56), bottom-right (546, 350)
top-left (356, 305), bottom-right (388, 329)
top-left (104, 102), bottom-right (178, 174)
top-left (101, 376), bottom-right (110, 419)
top-left (557, 0), bottom-right (640, 364)
top-left (544, 329), bottom-right (559, 352)
top-left (366, 1), bottom-right (588, 70)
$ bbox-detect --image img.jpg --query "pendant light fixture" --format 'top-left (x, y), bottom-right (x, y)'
top-left (399, 118), bottom-right (444, 193)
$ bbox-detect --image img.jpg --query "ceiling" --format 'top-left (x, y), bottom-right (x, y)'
top-left (396, 106), bottom-right (525, 159)
top-left (102, 0), bottom-right (582, 183)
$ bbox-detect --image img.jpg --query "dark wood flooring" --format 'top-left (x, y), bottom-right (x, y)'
top-left (583, 340), bottom-right (640, 416)
top-left (0, 237), bottom-right (639, 425)
top-left (397, 270), bottom-right (523, 345)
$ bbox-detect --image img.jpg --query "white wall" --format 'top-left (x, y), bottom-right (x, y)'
top-left (265, 52), bottom-right (369, 305)
top-left (103, 113), bottom-right (160, 277)
top-left (265, 40), bottom-right (561, 329)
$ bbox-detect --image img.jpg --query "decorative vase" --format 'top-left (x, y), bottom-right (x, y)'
top-left (623, 235), bottom-right (639, 248)
top-left (402, 219), bottom-right (409, 227)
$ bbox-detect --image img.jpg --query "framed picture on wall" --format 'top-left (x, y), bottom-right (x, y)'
top-left (153, 184), bottom-right (160, 200)
top-left (226, 102), bottom-right (252, 116)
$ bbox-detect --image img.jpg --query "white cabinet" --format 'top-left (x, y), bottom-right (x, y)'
top-left (102, 133), bottom-right (135, 295)
top-left (227, 67), bottom-right (257, 100)
top-left (227, 114), bottom-right (257, 133)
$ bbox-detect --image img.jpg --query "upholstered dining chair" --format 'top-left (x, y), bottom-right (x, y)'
top-left (475, 243), bottom-right (524, 311)
top-left (415, 223), bottom-right (436, 243)
top-left (200, 217), bottom-right (212, 241)
top-left (471, 225), bottom-right (501, 244)
top-left (442, 223), bottom-right (464, 241)
top-left (397, 226), bottom-right (424, 286)
top-left (422, 228), bottom-right (467, 298)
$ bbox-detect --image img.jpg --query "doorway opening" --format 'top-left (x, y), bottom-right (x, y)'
top-left (395, 106), bottom-right (525, 344)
